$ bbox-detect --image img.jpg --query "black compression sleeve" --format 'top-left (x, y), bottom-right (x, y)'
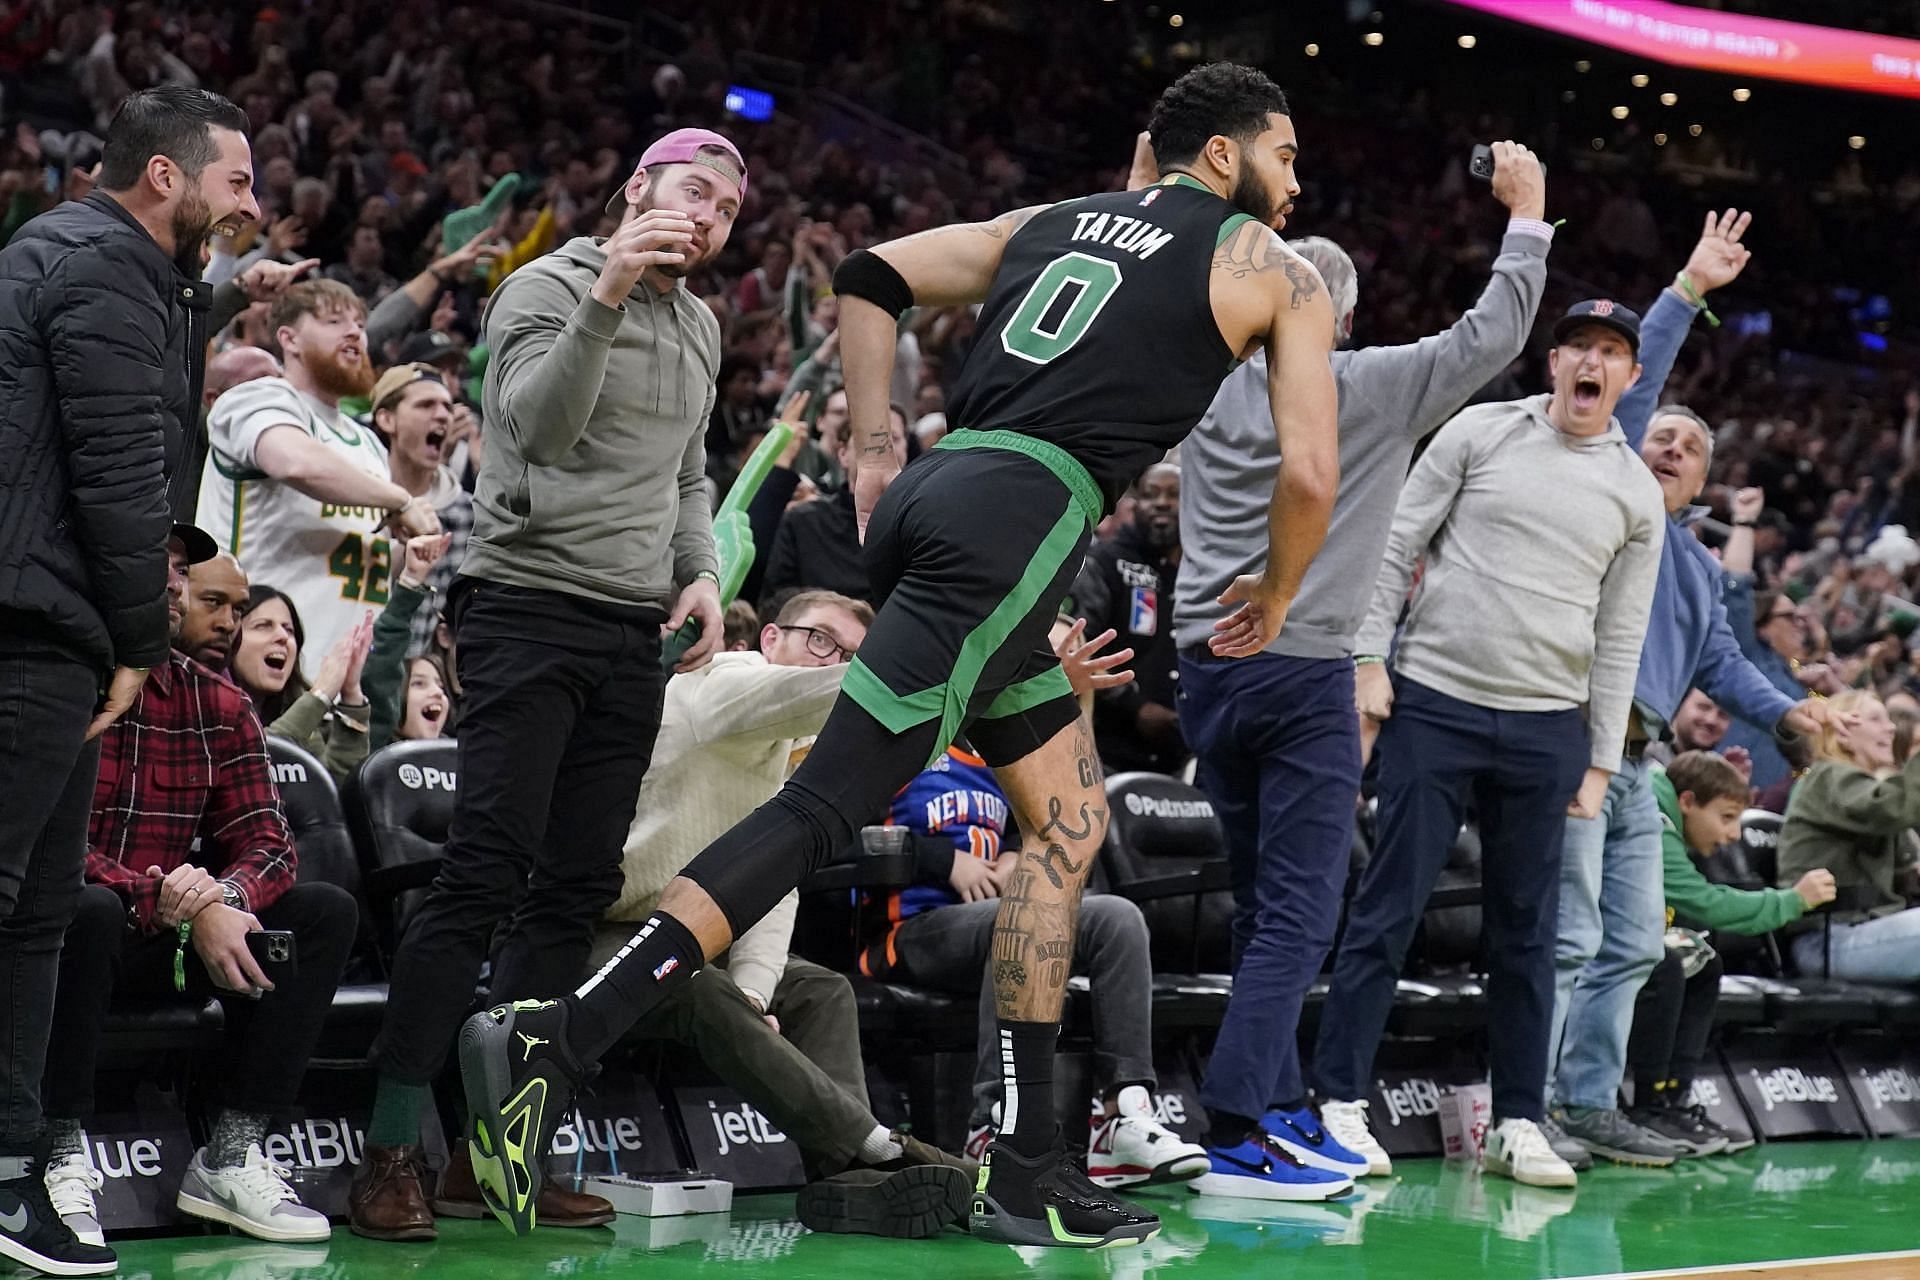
top-left (832, 248), bottom-right (914, 320)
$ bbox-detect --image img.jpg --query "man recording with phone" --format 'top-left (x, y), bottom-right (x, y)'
top-left (39, 523), bottom-right (356, 1247)
top-left (1170, 140), bottom-right (1556, 1180)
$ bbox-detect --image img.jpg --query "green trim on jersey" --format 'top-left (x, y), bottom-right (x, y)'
top-left (1215, 212), bottom-right (1256, 247)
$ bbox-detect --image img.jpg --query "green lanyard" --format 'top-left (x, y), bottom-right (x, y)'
top-left (173, 920), bottom-right (193, 993)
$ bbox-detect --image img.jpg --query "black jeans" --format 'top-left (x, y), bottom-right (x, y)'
top-left (44, 881), bottom-right (357, 1119)
top-left (374, 581), bottom-right (668, 1084)
top-left (0, 653), bottom-right (100, 1145)
top-left (1625, 946), bottom-right (1723, 1097)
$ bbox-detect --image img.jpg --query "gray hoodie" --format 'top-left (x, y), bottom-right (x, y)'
top-left (464, 236), bottom-right (720, 611)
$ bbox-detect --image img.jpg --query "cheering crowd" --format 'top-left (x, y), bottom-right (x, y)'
top-left (2, 1), bottom-right (1919, 1272)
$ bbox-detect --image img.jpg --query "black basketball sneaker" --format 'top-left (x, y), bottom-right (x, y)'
top-left (970, 1141), bottom-right (1160, 1248)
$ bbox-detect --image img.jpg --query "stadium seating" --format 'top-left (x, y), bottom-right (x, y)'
top-left (344, 739), bottom-right (461, 963)
top-left (267, 736), bottom-right (388, 1058)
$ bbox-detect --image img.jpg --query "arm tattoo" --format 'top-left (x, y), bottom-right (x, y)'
top-left (1281, 257), bottom-right (1320, 310)
top-left (1213, 224), bottom-right (1321, 311)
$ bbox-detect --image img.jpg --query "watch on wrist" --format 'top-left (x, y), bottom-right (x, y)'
top-left (219, 883), bottom-right (243, 911)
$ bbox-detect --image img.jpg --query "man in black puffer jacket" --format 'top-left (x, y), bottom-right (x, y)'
top-left (0, 85), bottom-right (258, 1280)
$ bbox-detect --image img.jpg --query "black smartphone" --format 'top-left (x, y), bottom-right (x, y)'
top-left (1471, 143), bottom-right (1546, 183)
top-left (246, 930), bottom-right (298, 985)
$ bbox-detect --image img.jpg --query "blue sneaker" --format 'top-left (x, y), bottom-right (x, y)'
top-left (1260, 1105), bottom-right (1373, 1177)
top-left (1189, 1134), bottom-right (1353, 1203)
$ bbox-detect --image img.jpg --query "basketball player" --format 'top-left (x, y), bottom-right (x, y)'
top-left (456, 62), bottom-right (1339, 1249)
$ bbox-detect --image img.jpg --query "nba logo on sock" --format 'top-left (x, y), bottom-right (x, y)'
top-left (1138, 189), bottom-right (1161, 208)
top-left (653, 956), bottom-right (680, 982)
top-left (1129, 586), bottom-right (1157, 635)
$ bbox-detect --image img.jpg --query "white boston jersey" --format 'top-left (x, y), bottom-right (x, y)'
top-left (197, 376), bottom-right (393, 658)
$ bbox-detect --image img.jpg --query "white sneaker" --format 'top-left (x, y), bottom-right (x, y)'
top-left (1481, 1119), bottom-right (1577, 1189)
top-left (43, 1154), bottom-right (105, 1248)
top-left (1087, 1086), bottom-right (1208, 1187)
top-left (1319, 1100), bottom-right (1393, 1177)
top-left (175, 1145), bottom-right (330, 1242)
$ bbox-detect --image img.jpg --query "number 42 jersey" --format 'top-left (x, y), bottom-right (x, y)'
top-left (945, 178), bottom-right (1252, 512)
top-left (197, 375), bottom-right (394, 657)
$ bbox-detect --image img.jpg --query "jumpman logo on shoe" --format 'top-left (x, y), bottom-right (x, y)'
top-left (516, 1032), bottom-right (549, 1062)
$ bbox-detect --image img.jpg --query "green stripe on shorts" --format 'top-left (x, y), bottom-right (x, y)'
top-left (843, 498), bottom-right (1090, 768)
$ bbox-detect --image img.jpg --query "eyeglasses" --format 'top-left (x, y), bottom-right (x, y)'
top-left (778, 624), bottom-right (857, 662)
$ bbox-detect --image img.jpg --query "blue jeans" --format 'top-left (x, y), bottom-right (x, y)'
top-left (1311, 678), bottom-right (1588, 1124)
top-left (1549, 757), bottom-right (1665, 1111)
top-left (1179, 652), bottom-right (1359, 1121)
top-left (1791, 910), bottom-right (1920, 983)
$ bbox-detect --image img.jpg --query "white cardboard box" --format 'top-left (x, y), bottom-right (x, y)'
top-left (1436, 1083), bottom-right (1493, 1162)
top-left (584, 1174), bottom-right (734, 1217)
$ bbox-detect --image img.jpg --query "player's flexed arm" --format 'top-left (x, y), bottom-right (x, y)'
top-left (1206, 221), bottom-right (1340, 656)
top-left (831, 206), bottom-right (1049, 539)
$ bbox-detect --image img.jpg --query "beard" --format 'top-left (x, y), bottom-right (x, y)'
top-left (305, 344), bottom-right (377, 400)
top-left (1229, 164), bottom-right (1281, 227)
top-left (633, 191), bottom-right (719, 279)
top-left (1138, 516), bottom-right (1179, 554)
top-left (170, 185), bottom-right (217, 259)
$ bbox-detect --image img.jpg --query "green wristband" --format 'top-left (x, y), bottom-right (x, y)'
top-left (1354, 655), bottom-right (1386, 667)
top-left (173, 920), bottom-right (192, 993)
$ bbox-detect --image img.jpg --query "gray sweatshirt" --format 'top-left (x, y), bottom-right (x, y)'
top-left (1355, 395), bottom-right (1666, 769)
top-left (1176, 226), bottom-right (1553, 658)
top-left (465, 237), bottom-right (720, 610)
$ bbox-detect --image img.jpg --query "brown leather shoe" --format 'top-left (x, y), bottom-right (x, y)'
top-left (432, 1142), bottom-right (615, 1228)
top-left (349, 1144), bottom-right (437, 1242)
top-left (880, 1129), bottom-right (979, 1183)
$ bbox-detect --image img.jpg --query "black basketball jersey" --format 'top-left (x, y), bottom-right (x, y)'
top-left (945, 177), bottom-right (1251, 510)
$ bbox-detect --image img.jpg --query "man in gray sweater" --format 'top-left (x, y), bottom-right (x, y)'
top-left (1175, 142), bottom-right (1553, 1183)
top-left (1315, 299), bottom-right (1666, 1190)
top-left (351, 129), bottom-right (735, 1241)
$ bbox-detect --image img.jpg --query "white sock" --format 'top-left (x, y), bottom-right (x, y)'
top-left (858, 1125), bottom-right (903, 1165)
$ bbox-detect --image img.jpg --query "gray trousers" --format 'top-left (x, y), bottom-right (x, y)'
top-left (890, 894), bottom-right (1156, 1124)
top-left (587, 927), bottom-right (876, 1173)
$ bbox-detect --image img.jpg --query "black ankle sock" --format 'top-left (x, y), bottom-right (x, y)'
top-left (1206, 1109), bottom-right (1257, 1149)
top-left (996, 1020), bottom-right (1058, 1158)
top-left (1270, 1096), bottom-right (1306, 1115)
top-left (568, 912), bottom-right (704, 1063)
top-left (1635, 1078), bottom-right (1666, 1108)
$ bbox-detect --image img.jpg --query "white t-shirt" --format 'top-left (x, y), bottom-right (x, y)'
top-left (198, 377), bottom-right (394, 658)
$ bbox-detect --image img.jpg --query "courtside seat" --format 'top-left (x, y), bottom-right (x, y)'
top-left (1714, 974), bottom-right (1772, 1027)
top-left (1099, 772), bottom-right (1232, 975)
top-left (267, 736), bottom-right (388, 1057)
top-left (346, 740), bottom-right (461, 964)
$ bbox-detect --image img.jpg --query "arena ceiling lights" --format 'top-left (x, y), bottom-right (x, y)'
top-left (1437, 0), bottom-right (1920, 99)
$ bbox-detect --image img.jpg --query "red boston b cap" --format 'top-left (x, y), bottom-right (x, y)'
top-left (604, 128), bottom-right (748, 216)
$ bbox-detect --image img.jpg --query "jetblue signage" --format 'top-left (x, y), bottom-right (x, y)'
top-left (544, 1072), bottom-right (681, 1183)
top-left (674, 1085), bottom-right (804, 1192)
top-left (86, 1104), bottom-right (195, 1232)
top-left (1367, 1064), bottom-right (1486, 1158)
top-left (268, 1068), bottom-right (448, 1218)
top-left (1727, 1043), bottom-right (1865, 1138)
top-left (1835, 1041), bottom-right (1920, 1138)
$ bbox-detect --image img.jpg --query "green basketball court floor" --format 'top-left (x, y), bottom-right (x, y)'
top-left (110, 1139), bottom-right (1920, 1280)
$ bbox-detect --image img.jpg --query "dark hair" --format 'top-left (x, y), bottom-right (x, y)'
top-left (1665, 750), bottom-right (1749, 809)
top-left (723, 599), bottom-right (761, 650)
top-left (1755, 589), bottom-right (1790, 626)
top-left (98, 86), bottom-right (251, 190)
top-left (235, 585), bottom-right (309, 723)
top-left (398, 655), bottom-right (456, 740)
top-left (1148, 63), bottom-right (1290, 171)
